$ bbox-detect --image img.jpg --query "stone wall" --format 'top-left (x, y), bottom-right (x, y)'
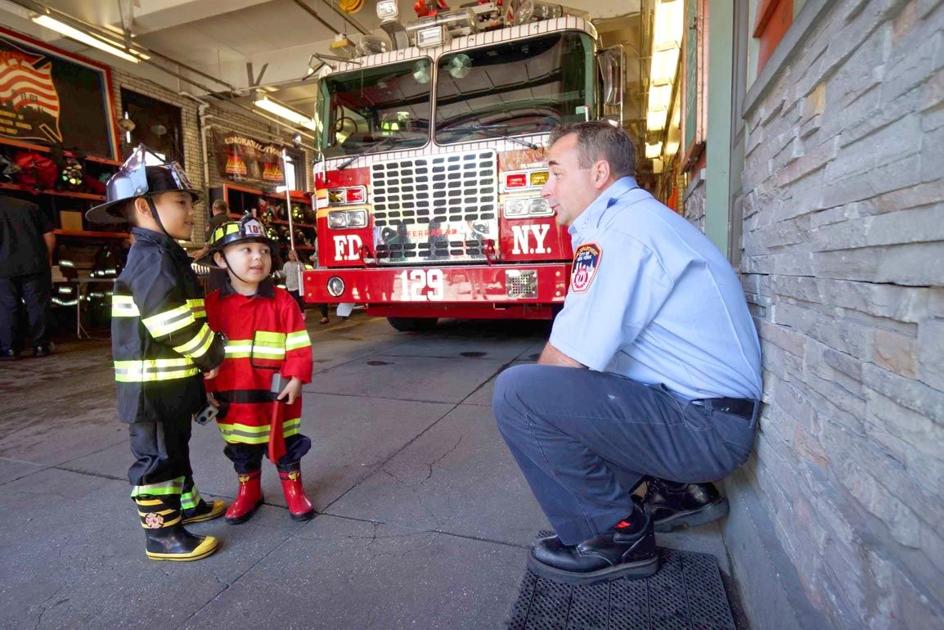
top-left (682, 168), bottom-right (706, 229)
top-left (730, 0), bottom-right (944, 627)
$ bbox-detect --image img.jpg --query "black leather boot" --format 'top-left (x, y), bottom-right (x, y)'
top-left (527, 500), bottom-right (659, 584)
top-left (644, 477), bottom-right (729, 532)
top-left (135, 495), bottom-right (220, 561)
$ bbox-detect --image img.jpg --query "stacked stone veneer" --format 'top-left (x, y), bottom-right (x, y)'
top-left (728, 0), bottom-right (944, 628)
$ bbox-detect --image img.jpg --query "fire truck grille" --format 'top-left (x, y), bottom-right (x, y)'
top-left (371, 151), bottom-right (498, 264)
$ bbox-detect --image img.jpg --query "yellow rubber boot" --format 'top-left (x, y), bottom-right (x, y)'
top-left (135, 496), bottom-right (221, 561)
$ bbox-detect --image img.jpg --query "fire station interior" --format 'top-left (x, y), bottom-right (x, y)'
top-left (0, 1), bottom-right (741, 628)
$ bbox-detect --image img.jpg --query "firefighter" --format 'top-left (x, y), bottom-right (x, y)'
top-left (199, 215), bottom-right (315, 523)
top-left (86, 145), bottom-right (227, 562)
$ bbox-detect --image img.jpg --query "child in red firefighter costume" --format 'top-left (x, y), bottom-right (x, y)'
top-left (86, 145), bottom-right (228, 562)
top-left (200, 215), bottom-right (316, 523)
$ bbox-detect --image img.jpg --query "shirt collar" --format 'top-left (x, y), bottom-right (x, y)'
top-left (219, 276), bottom-right (276, 299)
top-left (131, 227), bottom-right (188, 260)
top-left (568, 176), bottom-right (639, 238)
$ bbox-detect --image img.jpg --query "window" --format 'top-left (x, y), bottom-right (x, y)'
top-left (435, 32), bottom-right (595, 145)
top-left (753, 0), bottom-right (794, 71)
top-left (120, 89), bottom-right (185, 165)
top-left (317, 59), bottom-right (432, 157)
top-left (277, 150), bottom-right (304, 191)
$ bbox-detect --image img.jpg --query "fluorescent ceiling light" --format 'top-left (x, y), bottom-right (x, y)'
top-left (648, 84), bottom-right (672, 112)
top-left (253, 94), bottom-right (317, 131)
top-left (653, 0), bottom-right (684, 50)
top-left (647, 109), bottom-right (667, 131)
top-left (32, 15), bottom-right (139, 63)
top-left (645, 142), bottom-right (663, 159)
top-left (650, 47), bottom-right (680, 85)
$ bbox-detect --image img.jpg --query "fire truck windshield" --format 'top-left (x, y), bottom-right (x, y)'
top-left (435, 32), bottom-right (594, 145)
top-left (318, 59), bottom-right (432, 157)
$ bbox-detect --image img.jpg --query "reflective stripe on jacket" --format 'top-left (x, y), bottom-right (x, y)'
top-left (204, 280), bottom-right (312, 445)
top-left (111, 228), bottom-right (225, 422)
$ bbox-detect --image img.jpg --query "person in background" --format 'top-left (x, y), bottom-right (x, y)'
top-left (206, 199), bottom-right (230, 235)
top-left (281, 249), bottom-right (307, 320)
top-left (307, 239), bottom-right (330, 324)
top-left (193, 199), bottom-right (231, 293)
top-left (0, 193), bottom-right (55, 359)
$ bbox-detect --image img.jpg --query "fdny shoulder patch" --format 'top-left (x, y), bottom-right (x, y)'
top-left (570, 243), bottom-right (602, 293)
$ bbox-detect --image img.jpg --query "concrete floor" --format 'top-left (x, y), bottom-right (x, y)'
top-left (0, 314), bottom-right (736, 629)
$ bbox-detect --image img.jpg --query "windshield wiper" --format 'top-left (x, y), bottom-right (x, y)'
top-left (337, 135), bottom-right (399, 170)
top-left (437, 122), bottom-right (541, 149)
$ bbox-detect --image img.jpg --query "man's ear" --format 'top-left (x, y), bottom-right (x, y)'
top-left (213, 251), bottom-right (227, 268)
top-left (591, 160), bottom-right (611, 189)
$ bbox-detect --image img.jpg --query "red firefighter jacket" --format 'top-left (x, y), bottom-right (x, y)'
top-left (204, 279), bottom-right (312, 445)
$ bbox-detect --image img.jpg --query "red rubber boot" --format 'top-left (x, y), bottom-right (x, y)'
top-left (225, 470), bottom-right (263, 524)
top-left (279, 467), bottom-right (315, 521)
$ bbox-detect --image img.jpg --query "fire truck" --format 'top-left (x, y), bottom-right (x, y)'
top-left (303, 0), bottom-right (624, 331)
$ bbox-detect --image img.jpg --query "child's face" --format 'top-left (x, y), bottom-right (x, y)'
top-left (217, 240), bottom-right (272, 286)
top-left (144, 191), bottom-right (195, 240)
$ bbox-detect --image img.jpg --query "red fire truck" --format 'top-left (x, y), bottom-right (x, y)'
top-left (302, 1), bottom-right (623, 331)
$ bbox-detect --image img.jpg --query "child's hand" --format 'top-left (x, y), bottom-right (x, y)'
top-left (204, 367), bottom-right (219, 380)
top-left (277, 377), bottom-right (303, 405)
top-left (207, 392), bottom-right (219, 407)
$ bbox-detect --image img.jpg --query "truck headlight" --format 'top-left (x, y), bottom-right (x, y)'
top-left (328, 209), bottom-right (368, 229)
top-left (327, 276), bottom-right (345, 297)
top-left (503, 197), bottom-right (552, 219)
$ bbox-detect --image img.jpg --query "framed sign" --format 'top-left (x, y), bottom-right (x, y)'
top-left (0, 26), bottom-right (119, 159)
top-left (212, 129), bottom-right (285, 186)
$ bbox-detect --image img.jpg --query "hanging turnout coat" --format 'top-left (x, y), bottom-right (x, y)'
top-left (204, 279), bottom-right (313, 445)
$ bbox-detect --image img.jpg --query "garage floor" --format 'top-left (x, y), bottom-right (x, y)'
top-left (0, 315), bottom-right (736, 629)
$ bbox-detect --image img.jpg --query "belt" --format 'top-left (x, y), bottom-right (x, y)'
top-left (690, 397), bottom-right (757, 417)
top-left (216, 389), bottom-right (276, 404)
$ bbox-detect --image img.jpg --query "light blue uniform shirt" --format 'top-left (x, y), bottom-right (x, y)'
top-left (549, 177), bottom-right (762, 400)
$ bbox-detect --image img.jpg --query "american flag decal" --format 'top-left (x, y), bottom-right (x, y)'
top-left (0, 45), bottom-right (63, 143)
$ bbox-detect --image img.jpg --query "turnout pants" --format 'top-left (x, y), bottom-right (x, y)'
top-left (0, 270), bottom-right (51, 351)
top-left (128, 415), bottom-right (205, 510)
top-left (493, 365), bottom-right (758, 545)
top-left (224, 434), bottom-right (312, 474)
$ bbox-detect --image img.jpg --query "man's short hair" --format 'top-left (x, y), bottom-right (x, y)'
top-left (211, 199), bottom-right (228, 214)
top-left (548, 121), bottom-right (636, 179)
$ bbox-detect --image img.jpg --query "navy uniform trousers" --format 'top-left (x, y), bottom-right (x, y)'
top-left (493, 364), bottom-right (759, 546)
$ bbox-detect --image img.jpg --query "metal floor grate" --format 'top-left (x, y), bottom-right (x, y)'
top-left (507, 542), bottom-right (736, 629)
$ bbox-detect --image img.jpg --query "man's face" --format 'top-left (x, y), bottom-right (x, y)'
top-left (217, 240), bottom-right (272, 285)
top-left (150, 191), bottom-right (195, 240)
top-left (542, 133), bottom-right (600, 227)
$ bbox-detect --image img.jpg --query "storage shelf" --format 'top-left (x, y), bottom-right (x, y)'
top-left (267, 219), bottom-right (315, 229)
top-left (0, 182), bottom-right (105, 201)
top-left (54, 229), bottom-right (128, 239)
top-left (0, 137), bottom-right (120, 166)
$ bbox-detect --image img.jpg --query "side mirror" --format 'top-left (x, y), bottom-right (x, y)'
top-left (597, 46), bottom-right (623, 105)
top-left (596, 46), bottom-right (624, 116)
